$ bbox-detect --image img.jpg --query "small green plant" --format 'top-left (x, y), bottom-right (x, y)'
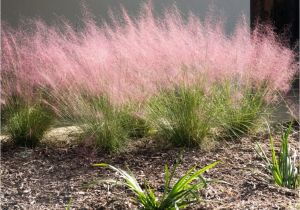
top-left (5, 104), bottom-right (53, 147)
top-left (93, 160), bottom-right (219, 209)
top-left (65, 198), bottom-right (72, 210)
top-left (147, 86), bottom-right (214, 147)
top-left (255, 124), bottom-right (300, 189)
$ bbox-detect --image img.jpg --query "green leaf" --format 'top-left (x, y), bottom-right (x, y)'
top-left (93, 163), bottom-right (108, 167)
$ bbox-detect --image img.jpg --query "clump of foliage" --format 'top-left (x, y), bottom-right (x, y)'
top-left (83, 95), bottom-right (128, 151)
top-left (256, 124), bottom-right (300, 189)
top-left (1, 3), bottom-right (297, 150)
top-left (74, 95), bottom-right (128, 152)
top-left (121, 111), bottom-right (149, 139)
top-left (147, 82), bottom-right (270, 147)
top-left (56, 93), bottom-right (148, 152)
top-left (94, 160), bottom-right (219, 209)
top-left (2, 4), bottom-right (297, 106)
top-left (147, 85), bottom-right (215, 147)
top-left (4, 102), bottom-right (53, 147)
top-left (1, 95), bottom-right (24, 127)
top-left (211, 82), bottom-right (270, 139)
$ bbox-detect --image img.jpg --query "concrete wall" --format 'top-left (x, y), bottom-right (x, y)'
top-left (2, 0), bottom-right (250, 34)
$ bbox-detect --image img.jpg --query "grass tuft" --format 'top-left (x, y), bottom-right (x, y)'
top-left (5, 104), bottom-right (53, 147)
top-left (55, 94), bottom-right (148, 152)
top-left (147, 86), bottom-right (214, 147)
top-left (147, 82), bottom-right (270, 147)
top-left (211, 81), bottom-right (270, 139)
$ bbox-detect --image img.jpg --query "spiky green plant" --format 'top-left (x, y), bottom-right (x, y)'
top-left (255, 124), bottom-right (300, 189)
top-left (93, 161), bottom-right (219, 209)
top-left (65, 198), bottom-right (72, 210)
top-left (147, 86), bottom-right (215, 147)
top-left (5, 104), bottom-right (53, 147)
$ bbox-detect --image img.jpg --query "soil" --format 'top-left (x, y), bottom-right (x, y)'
top-left (1, 127), bottom-right (300, 210)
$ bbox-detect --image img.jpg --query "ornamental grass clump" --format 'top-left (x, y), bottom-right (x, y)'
top-left (1, 3), bottom-right (298, 149)
top-left (93, 160), bottom-right (219, 209)
top-left (147, 85), bottom-right (216, 146)
top-left (121, 111), bottom-right (149, 139)
top-left (256, 124), bottom-right (300, 189)
top-left (4, 102), bottom-right (53, 147)
top-left (211, 81), bottom-right (270, 139)
top-left (147, 81), bottom-right (270, 146)
top-left (66, 95), bottom-right (126, 152)
top-left (1, 3), bottom-right (297, 106)
top-left (54, 93), bottom-right (147, 152)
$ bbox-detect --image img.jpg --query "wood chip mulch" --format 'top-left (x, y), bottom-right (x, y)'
top-left (1, 132), bottom-right (299, 210)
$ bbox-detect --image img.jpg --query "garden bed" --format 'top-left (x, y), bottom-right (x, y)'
top-left (1, 129), bottom-right (299, 209)
top-left (1, 3), bottom-right (299, 209)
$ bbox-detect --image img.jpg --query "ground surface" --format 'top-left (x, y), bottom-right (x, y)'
top-left (1, 127), bottom-right (300, 210)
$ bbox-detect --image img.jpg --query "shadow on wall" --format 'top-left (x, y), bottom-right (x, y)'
top-left (251, 0), bottom-right (299, 92)
top-left (251, 0), bottom-right (299, 48)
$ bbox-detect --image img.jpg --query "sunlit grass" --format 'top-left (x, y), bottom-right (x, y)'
top-left (4, 103), bottom-right (53, 147)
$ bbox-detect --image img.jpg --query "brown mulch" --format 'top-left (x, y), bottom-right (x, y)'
top-left (1, 131), bottom-right (299, 210)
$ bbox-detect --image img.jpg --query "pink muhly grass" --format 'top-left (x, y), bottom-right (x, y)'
top-left (1, 3), bottom-right (298, 106)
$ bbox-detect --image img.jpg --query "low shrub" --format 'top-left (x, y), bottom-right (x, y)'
top-left (94, 160), bottom-right (219, 209)
top-left (256, 124), bottom-right (300, 189)
top-left (5, 104), bottom-right (53, 147)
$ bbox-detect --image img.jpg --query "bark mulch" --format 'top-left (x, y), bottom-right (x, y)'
top-left (1, 130), bottom-right (299, 210)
